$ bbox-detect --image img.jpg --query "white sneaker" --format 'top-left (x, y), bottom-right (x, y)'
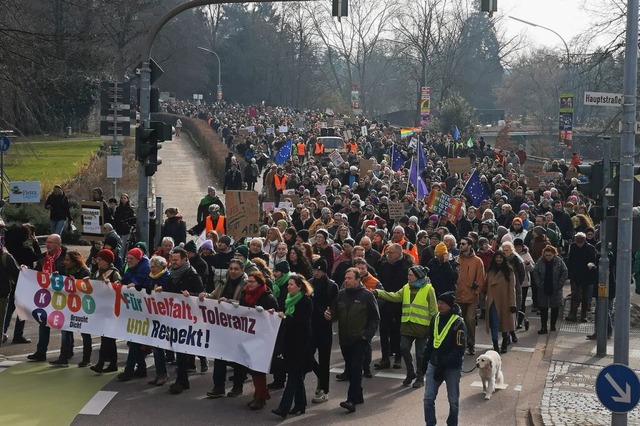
top-left (312, 391), bottom-right (329, 403)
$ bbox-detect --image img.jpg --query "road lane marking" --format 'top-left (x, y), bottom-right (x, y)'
top-left (79, 391), bottom-right (118, 415)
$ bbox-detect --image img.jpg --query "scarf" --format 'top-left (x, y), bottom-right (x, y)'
top-left (244, 284), bottom-right (267, 307)
top-left (150, 268), bottom-right (167, 280)
top-left (43, 247), bottom-right (62, 273)
top-left (284, 291), bottom-right (303, 316)
top-left (543, 258), bottom-right (555, 296)
top-left (272, 272), bottom-right (291, 298)
top-left (409, 278), bottom-right (429, 289)
top-left (170, 262), bottom-right (190, 282)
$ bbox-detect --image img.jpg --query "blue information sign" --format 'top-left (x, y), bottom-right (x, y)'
top-left (596, 363), bottom-right (640, 414)
top-left (0, 136), bottom-right (10, 152)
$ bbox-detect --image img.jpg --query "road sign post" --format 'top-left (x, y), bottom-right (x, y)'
top-left (596, 364), bottom-right (640, 414)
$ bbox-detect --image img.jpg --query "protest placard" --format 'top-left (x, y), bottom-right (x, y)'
top-left (14, 269), bottom-right (281, 373)
top-left (225, 191), bottom-right (260, 241)
top-left (426, 189), bottom-right (463, 222)
top-left (388, 202), bottom-right (404, 219)
top-left (359, 159), bottom-right (374, 175)
top-left (80, 201), bottom-right (104, 241)
top-left (448, 158), bottom-right (470, 175)
top-left (329, 150), bottom-right (344, 166)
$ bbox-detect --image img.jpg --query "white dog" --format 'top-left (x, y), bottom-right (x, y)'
top-left (476, 350), bottom-right (504, 400)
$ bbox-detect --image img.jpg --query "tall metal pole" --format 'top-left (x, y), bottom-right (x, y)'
top-left (508, 16), bottom-right (570, 66)
top-left (613, 0), bottom-right (638, 423)
top-left (197, 46), bottom-right (222, 101)
top-left (596, 139), bottom-right (611, 357)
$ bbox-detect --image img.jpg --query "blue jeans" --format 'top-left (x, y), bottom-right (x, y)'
top-left (489, 303), bottom-right (499, 341)
top-left (424, 363), bottom-right (461, 426)
top-left (51, 220), bottom-right (66, 235)
top-left (152, 347), bottom-right (167, 376)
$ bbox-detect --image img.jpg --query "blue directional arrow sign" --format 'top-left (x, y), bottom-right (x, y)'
top-left (596, 364), bottom-right (640, 414)
top-left (0, 136), bottom-right (10, 153)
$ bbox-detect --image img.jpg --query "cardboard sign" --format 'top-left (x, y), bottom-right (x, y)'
top-left (344, 130), bottom-right (353, 140)
top-left (359, 159), bottom-right (374, 175)
top-left (225, 191), bottom-right (260, 240)
top-left (388, 202), bottom-right (404, 219)
top-left (448, 157), bottom-right (470, 175)
top-left (238, 128), bottom-right (249, 136)
top-left (327, 118), bottom-right (335, 127)
top-left (80, 201), bottom-right (105, 241)
top-left (334, 120), bottom-right (344, 128)
top-left (262, 202), bottom-right (275, 212)
top-left (539, 172), bottom-right (562, 182)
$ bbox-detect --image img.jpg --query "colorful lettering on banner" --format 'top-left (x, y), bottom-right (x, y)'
top-left (426, 189), bottom-right (463, 223)
top-left (15, 269), bottom-right (282, 373)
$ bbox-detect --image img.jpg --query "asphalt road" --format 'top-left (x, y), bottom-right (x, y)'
top-left (0, 314), bottom-right (545, 425)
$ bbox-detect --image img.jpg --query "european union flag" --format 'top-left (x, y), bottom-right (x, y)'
top-left (274, 139), bottom-right (292, 165)
top-left (410, 160), bottom-right (429, 199)
top-left (464, 169), bottom-right (489, 207)
top-left (416, 140), bottom-right (427, 172)
top-left (453, 126), bottom-right (461, 141)
top-left (392, 144), bottom-right (406, 171)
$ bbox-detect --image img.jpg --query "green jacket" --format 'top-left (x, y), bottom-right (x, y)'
top-left (331, 285), bottom-right (380, 346)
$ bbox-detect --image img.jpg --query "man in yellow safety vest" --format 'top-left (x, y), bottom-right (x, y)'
top-left (421, 291), bottom-right (466, 426)
top-left (373, 265), bottom-right (436, 388)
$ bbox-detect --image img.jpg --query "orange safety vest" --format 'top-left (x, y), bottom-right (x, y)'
top-left (345, 141), bottom-right (357, 153)
top-left (274, 175), bottom-right (287, 191)
top-left (205, 215), bottom-right (225, 233)
top-left (314, 142), bottom-right (325, 155)
top-left (297, 143), bottom-right (306, 156)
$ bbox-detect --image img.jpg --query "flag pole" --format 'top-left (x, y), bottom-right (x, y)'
top-left (406, 157), bottom-right (414, 195)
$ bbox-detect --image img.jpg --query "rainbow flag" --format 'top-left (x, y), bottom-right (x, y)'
top-left (400, 128), bottom-right (414, 138)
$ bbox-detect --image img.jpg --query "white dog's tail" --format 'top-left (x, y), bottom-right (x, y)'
top-left (496, 370), bottom-right (504, 385)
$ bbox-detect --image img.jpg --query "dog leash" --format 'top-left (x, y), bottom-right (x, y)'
top-left (462, 365), bottom-right (477, 374)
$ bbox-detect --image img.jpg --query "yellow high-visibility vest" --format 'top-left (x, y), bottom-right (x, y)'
top-left (401, 283), bottom-right (434, 325)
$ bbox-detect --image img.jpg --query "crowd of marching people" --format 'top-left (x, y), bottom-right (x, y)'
top-left (1, 100), bottom-right (639, 425)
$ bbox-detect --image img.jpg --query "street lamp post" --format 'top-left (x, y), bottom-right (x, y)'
top-left (509, 15), bottom-right (571, 66)
top-left (197, 46), bottom-right (222, 101)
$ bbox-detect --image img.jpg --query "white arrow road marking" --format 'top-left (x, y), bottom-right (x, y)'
top-left (605, 373), bottom-right (632, 404)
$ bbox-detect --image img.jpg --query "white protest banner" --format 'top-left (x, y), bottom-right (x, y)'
top-left (246, 125), bottom-right (255, 133)
top-left (361, 125), bottom-right (368, 136)
top-left (196, 231), bottom-right (207, 248)
top-left (266, 128), bottom-right (275, 135)
top-left (14, 269), bottom-right (281, 373)
top-left (315, 185), bottom-right (327, 195)
top-left (9, 181), bottom-right (41, 203)
top-left (329, 150), bottom-right (344, 166)
top-left (278, 125), bottom-right (289, 134)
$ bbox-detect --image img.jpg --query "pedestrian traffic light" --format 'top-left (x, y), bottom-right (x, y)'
top-left (135, 126), bottom-right (157, 162)
top-left (576, 161), bottom-right (604, 200)
top-left (332, 0), bottom-right (348, 20)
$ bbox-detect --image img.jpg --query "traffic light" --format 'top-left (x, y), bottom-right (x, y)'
top-left (332, 0), bottom-right (348, 20)
top-left (576, 161), bottom-right (604, 200)
top-left (135, 126), bottom-right (157, 162)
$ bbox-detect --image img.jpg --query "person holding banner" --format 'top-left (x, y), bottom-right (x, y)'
top-left (163, 247), bottom-right (204, 394)
top-left (147, 256), bottom-right (171, 386)
top-left (201, 259), bottom-right (249, 398)
top-left (88, 249), bottom-right (121, 373)
top-left (271, 274), bottom-right (313, 419)
top-left (28, 234), bottom-right (67, 362)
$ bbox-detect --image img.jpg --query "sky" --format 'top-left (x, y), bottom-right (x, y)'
top-left (500, 0), bottom-right (609, 51)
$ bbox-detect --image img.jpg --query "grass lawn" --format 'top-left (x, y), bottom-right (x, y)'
top-left (2, 137), bottom-right (105, 183)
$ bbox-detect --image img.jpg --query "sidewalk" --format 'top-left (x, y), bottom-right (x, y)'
top-left (536, 291), bottom-right (640, 425)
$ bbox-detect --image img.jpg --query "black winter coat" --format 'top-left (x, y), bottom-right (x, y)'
top-left (282, 295), bottom-right (313, 373)
top-left (0, 251), bottom-right (20, 298)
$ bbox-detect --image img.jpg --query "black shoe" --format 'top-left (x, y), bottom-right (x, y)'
top-left (49, 359), bottom-right (69, 367)
top-left (117, 371), bottom-right (134, 382)
top-left (402, 372), bottom-right (417, 386)
top-left (363, 368), bottom-right (373, 378)
top-left (510, 331), bottom-right (518, 344)
top-left (133, 368), bottom-right (147, 378)
top-left (1, 333), bottom-right (7, 344)
top-left (374, 359), bottom-right (390, 370)
top-left (27, 352), bottom-right (46, 362)
top-left (501, 334), bottom-right (510, 354)
top-left (524, 319), bottom-right (530, 331)
top-left (492, 341), bottom-right (499, 352)
top-left (466, 348), bottom-right (475, 356)
top-left (267, 382), bottom-right (284, 390)
top-left (78, 360), bottom-right (91, 368)
top-left (393, 357), bottom-right (402, 369)
top-left (90, 362), bottom-right (104, 374)
top-left (336, 372), bottom-right (349, 381)
top-left (200, 358), bottom-right (209, 373)
top-left (169, 381), bottom-right (189, 394)
top-left (550, 325), bottom-right (556, 332)
top-left (289, 406), bottom-right (306, 415)
top-left (565, 315), bottom-right (577, 322)
top-left (103, 364), bottom-right (118, 373)
top-left (538, 328), bottom-right (548, 335)
top-left (340, 400), bottom-right (356, 413)
top-left (12, 337), bottom-right (31, 344)
top-left (271, 408), bottom-right (287, 419)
